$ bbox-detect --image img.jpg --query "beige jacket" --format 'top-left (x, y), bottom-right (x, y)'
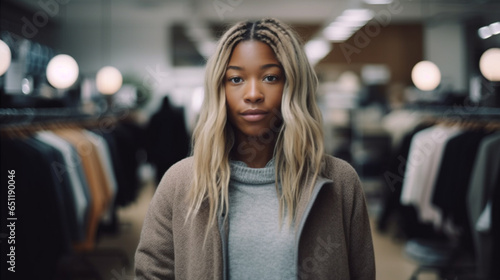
top-left (135, 155), bottom-right (375, 279)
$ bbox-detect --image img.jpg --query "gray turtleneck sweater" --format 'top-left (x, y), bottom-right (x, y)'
top-left (228, 159), bottom-right (296, 280)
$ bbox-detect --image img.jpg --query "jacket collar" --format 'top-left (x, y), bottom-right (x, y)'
top-left (293, 175), bottom-right (333, 271)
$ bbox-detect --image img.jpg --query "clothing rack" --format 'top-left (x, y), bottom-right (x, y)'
top-left (403, 106), bottom-right (500, 133)
top-left (0, 108), bottom-right (92, 124)
top-left (0, 107), bottom-right (129, 138)
top-left (0, 107), bottom-right (127, 125)
top-left (0, 107), bottom-right (132, 279)
top-left (382, 106), bottom-right (500, 280)
top-left (405, 105), bottom-right (500, 119)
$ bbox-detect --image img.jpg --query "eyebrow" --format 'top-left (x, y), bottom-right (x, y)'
top-left (226, 64), bottom-right (282, 71)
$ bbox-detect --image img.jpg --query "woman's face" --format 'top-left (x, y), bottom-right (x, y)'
top-left (224, 40), bottom-right (284, 140)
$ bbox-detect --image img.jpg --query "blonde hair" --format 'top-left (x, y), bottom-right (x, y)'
top-left (188, 18), bottom-right (324, 234)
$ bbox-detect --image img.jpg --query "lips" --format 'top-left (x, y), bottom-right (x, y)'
top-left (240, 109), bottom-right (268, 122)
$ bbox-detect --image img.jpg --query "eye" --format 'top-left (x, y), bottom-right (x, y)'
top-left (228, 77), bottom-right (243, 84)
top-left (264, 75), bottom-right (279, 82)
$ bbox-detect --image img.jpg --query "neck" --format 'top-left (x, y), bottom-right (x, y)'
top-left (231, 136), bottom-right (276, 168)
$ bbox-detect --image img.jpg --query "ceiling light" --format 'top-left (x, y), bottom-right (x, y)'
top-left (478, 22), bottom-right (500, 39)
top-left (479, 48), bottom-right (500, 82)
top-left (305, 39), bottom-right (331, 65)
top-left (336, 15), bottom-right (371, 24)
top-left (489, 22), bottom-right (500, 35)
top-left (341, 9), bottom-right (374, 21)
top-left (323, 26), bottom-right (356, 38)
top-left (411, 61), bottom-right (441, 91)
top-left (323, 9), bottom-right (374, 42)
top-left (478, 26), bottom-right (493, 39)
top-left (96, 66), bottom-right (123, 95)
top-left (46, 54), bottom-right (79, 89)
top-left (329, 20), bottom-right (366, 28)
top-left (326, 38), bottom-right (351, 43)
top-left (0, 40), bottom-right (11, 76)
top-left (323, 33), bottom-right (354, 42)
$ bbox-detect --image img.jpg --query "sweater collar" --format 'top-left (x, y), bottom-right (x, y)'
top-left (229, 158), bottom-right (275, 185)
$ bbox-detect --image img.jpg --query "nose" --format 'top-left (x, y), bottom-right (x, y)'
top-left (244, 79), bottom-right (264, 103)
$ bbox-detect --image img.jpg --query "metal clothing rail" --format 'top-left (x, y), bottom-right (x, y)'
top-left (0, 108), bottom-right (91, 124)
top-left (405, 105), bottom-right (500, 120)
top-left (0, 107), bottom-right (127, 128)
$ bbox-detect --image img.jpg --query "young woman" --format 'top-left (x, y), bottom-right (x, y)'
top-left (135, 18), bottom-right (375, 279)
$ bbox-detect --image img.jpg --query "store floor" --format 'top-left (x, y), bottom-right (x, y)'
top-left (89, 180), bottom-right (438, 280)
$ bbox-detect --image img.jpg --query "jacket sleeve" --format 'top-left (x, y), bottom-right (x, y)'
top-left (135, 169), bottom-right (176, 279)
top-left (348, 173), bottom-right (376, 280)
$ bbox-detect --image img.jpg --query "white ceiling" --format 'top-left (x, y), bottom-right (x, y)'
top-left (14, 0), bottom-right (500, 28)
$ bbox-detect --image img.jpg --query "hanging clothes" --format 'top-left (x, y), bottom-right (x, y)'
top-left (83, 130), bottom-right (118, 225)
top-left (490, 167), bottom-right (500, 277)
top-left (431, 130), bottom-right (491, 248)
top-left (112, 121), bottom-right (145, 206)
top-left (400, 125), bottom-right (463, 228)
top-left (91, 129), bottom-right (125, 232)
top-left (0, 111), bottom-right (143, 280)
top-left (397, 123), bottom-right (500, 279)
top-left (146, 96), bottom-right (190, 184)
top-left (35, 130), bottom-right (91, 243)
top-left (378, 122), bottom-right (436, 238)
top-left (53, 128), bottom-right (112, 251)
top-left (466, 132), bottom-right (500, 278)
top-left (1, 138), bottom-right (71, 279)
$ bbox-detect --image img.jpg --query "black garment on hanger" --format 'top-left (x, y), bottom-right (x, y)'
top-left (28, 137), bottom-right (81, 242)
top-left (146, 96), bottom-right (190, 184)
top-left (1, 138), bottom-right (72, 280)
top-left (490, 163), bottom-right (500, 277)
top-left (112, 121), bottom-right (145, 206)
top-left (432, 130), bottom-right (490, 249)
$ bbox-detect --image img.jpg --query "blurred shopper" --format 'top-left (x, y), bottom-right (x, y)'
top-left (135, 18), bottom-right (375, 279)
top-left (146, 96), bottom-right (190, 184)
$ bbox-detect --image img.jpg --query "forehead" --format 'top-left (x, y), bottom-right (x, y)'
top-left (228, 40), bottom-right (279, 65)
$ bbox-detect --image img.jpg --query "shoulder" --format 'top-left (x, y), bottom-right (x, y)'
top-left (321, 154), bottom-right (360, 184)
top-left (156, 156), bottom-right (194, 198)
top-left (319, 154), bottom-right (365, 204)
top-left (161, 156), bottom-right (194, 180)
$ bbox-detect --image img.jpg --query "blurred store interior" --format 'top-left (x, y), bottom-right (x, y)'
top-left (1, 0), bottom-right (500, 279)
